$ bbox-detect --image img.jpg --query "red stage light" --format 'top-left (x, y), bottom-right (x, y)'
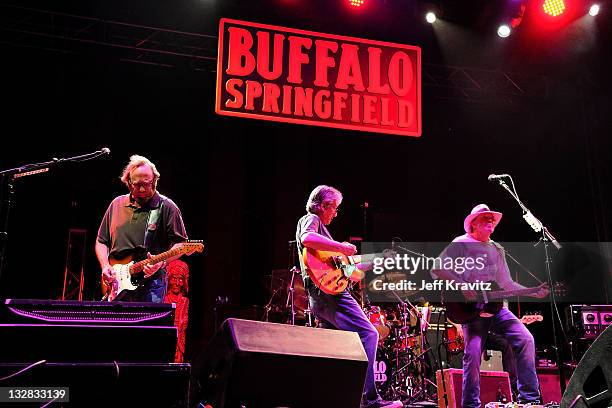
top-left (348, 0), bottom-right (365, 7)
top-left (542, 0), bottom-right (566, 16)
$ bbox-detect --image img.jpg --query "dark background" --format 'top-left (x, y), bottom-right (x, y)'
top-left (1, 0), bottom-right (610, 360)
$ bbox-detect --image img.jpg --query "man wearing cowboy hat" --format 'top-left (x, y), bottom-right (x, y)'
top-left (432, 204), bottom-right (548, 408)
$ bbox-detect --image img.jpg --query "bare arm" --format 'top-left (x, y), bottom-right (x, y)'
top-left (95, 240), bottom-right (113, 282)
top-left (302, 232), bottom-right (356, 256)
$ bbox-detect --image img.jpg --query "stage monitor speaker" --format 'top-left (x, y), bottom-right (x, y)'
top-left (195, 318), bottom-right (368, 408)
top-left (561, 324), bottom-right (612, 408)
top-left (0, 362), bottom-right (190, 408)
top-left (436, 368), bottom-right (513, 408)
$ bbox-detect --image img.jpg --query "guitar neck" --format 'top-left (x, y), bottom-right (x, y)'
top-left (130, 247), bottom-right (183, 274)
top-left (347, 255), bottom-right (362, 264)
top-left (487, 286), bottom-right (541, 300)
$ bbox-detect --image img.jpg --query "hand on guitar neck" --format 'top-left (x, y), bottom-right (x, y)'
top-left (101, 240), bottom-right (204, 301)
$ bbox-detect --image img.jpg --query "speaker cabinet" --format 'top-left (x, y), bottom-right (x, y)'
top-left (561, 324), bottom-right (612, 408)
top-left (0, 299), bottom-right (177, 362)
top-left (195, 318), bottom-right (369, 408)
top-left (537, 366), bottom-right (571, 404)
top-left (436, 368), bottom-right (513, 408)
top-left (0, 362), bottom-right (190, 408)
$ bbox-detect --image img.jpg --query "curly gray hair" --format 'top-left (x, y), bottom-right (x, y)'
top-left (120, 155), bottom-right (160, 188)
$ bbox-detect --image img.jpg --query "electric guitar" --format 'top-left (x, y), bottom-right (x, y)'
top-left (302, 248), bottom-right (367, 295)
top-left (101, 240), bottom-right (204, 302)
top-left (444, 282), bottom-right (549, 323)
top-left (520, 313), bottom-right (544, 325)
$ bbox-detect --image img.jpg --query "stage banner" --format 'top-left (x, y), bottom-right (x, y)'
top-left (216, 18), bottom-right (421, 137)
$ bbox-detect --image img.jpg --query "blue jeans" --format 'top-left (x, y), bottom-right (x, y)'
top-left (462, 307), bottom-right (540, 407)
top-left (307, 285), bottom-right (381, 406)
top-left (486, 332), bottom-right (518, 399)
top-left (127, 270), bottom-right (167, 303)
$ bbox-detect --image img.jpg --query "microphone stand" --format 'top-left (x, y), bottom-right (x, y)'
top-left (0, 148), bottom-right (110, 282)
top-left (492, 175), bottom-right (567, 396)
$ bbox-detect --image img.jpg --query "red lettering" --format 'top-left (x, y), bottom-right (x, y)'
top-left (397, 100), bottom-right (414, 128)
top-left (225, 78), bottom-right (244, 108)
top-left (294, 87), bottom-right (313, 117)
top-left (351, 94), bottom-right (361, 123)
top-left (333, 92), bottom-right (348, 120)
top-left (287, 36), bottom-right (312, 85)
top-left (314, 40), bottom-right (338, 88)
top-left (363, 95), bottom-right (378, 124)
top-left (336, 44), bottom-right (365, 91)
top-left (226, 27), bottom-right (256, 76)
top-left (245, 80), bottom-right (262, 110)
top-left (262, 83), bottom-right (281, 113)
top-left (389, 51), bottom-right (413, 97)
top-left (256, 31), bottom-right (284, 80)
top-left (314, 90), bottom-right (331, 119)
top-left (282, 85), bottom-right (293, 115)
top-left (367, 47), bottom-right (390, 95)
top-left (380, 97), bottom-right (394, 126)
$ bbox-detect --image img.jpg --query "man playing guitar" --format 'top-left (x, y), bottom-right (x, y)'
top-left (96, 155), bottom-right (197, 302)
top-left (431, 204), bottom-right (548, 408)
top-left (296, 185), bottom-right (402, 408)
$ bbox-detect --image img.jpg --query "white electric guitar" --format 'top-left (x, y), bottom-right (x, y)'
top-left (102, 241), bottom-right (204, 301)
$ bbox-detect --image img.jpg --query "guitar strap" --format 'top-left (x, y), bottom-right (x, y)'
top-left (144, 195), bottom-right (166, 252)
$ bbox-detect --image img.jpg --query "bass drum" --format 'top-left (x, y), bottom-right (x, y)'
top-left (373, 347), bottom-right (392, 395)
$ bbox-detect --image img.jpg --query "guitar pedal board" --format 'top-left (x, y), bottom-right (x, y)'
top-left (566, 304), bottom-right (612, 340)
top-left (485, 404), bottom-right (559, 408)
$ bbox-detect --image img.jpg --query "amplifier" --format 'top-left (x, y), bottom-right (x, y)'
top-left (0, 299), bottom-right (177, 362)
top-left (2, 298), bottom-right (175, 326)
top-left (566, 304), bottom-right (612, 340)
top-left (436, 368), bottom-right (513, 408)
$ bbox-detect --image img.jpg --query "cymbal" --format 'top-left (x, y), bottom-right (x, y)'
top-left (260, 275), bottom-right (287, 291)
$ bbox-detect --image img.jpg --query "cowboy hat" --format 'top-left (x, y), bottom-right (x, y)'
top-left (464, 204), bottom-right (502, 233)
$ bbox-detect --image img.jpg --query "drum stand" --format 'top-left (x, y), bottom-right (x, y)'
top-left (285, 266), bottom-right (314, 327)
top-left (396, 297), bottom-right (438, 405)
top-left (285, 266), bottom-right (298, 325)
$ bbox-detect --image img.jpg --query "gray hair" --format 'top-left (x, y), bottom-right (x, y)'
top-left (306, 185), bottom-right (342, 214)
top-left (120, 155), bottom-right (160, 188)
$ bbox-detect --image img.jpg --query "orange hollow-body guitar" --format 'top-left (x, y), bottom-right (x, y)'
top-left (302, 248), bottom-right (365, 295)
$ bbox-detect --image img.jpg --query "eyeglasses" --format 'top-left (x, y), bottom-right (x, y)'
top-left (129, 180), bottom-right (154, 189)
top-left (324, 203), bottom-right (339, 214)
top-left (478, 215), bottom-right (496, 223)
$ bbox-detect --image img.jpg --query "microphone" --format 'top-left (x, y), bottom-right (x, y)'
top-left (487, 173), bottom-right (509, 181)
top-left (100, 147), bottom-right (111, 155)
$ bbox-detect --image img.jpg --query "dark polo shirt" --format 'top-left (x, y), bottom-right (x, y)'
top-left (97, 191), bottom-right (188, 258)
top-left (296, 213), bottom-right (333, 283)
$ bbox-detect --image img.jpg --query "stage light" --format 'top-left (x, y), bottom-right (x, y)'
top-left (425, 11), bottom-right (437, 23)
top-left (348, 0), bottom-right (365, 7)
top-left (497, 24), bottom-right (511, 37)
top-left (543, 0), bottom-right (566, 17)
top-left (589, 4), bottom-right (600, 15)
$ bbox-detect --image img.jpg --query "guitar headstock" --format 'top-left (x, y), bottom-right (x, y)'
top-left (521, 312), bottom-right (544, 325)
top-left (179, 240), bottom-right (205, 254)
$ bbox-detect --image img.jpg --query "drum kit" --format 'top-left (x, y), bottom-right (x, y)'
top-left (364, 301), bottom-right (438, 403)
top-left (262, 262), bottom-right (463, 405)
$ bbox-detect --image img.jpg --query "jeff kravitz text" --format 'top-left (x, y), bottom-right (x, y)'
top-left (216, 18), bottom-right (421, 137)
